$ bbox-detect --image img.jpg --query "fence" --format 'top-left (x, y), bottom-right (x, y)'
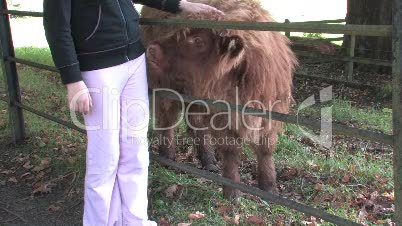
top-left (284, 18), bottom-right (345, 40)
top-left (0, 1), bottom-right (401, 225)
top-left (286, 18), bottom-right (392, 85)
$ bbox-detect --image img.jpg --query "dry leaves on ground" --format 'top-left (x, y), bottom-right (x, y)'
top-left (188, 211), bottom-right (205, 220)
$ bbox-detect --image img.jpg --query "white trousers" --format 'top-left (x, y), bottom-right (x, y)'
top-left (80, 54), bottom-right (154, 226)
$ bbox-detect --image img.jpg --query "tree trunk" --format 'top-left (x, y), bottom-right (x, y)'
top-left (343, 0), bottom-right (392, 73)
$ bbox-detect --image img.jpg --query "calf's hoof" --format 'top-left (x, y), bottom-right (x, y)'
top-left (159, 147), bottom-right (176, 160)
top-left (223, 187), bottom-right (241, 203)
top-left (205, 164), bottom-right (220, 172)
top-left (259, 183), bottom-right (278, 195)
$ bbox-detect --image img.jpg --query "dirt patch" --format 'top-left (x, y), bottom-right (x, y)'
top-left (295, 62), bottom-right (392, 108)
top-left (0, 141), bottom-right (83, 226)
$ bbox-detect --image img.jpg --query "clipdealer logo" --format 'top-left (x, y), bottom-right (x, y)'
top-left (296, 86), bottom-right (333, 149)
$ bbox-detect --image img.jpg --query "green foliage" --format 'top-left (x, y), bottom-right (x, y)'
top-left (302, 32), bottom-right (324, 39)
top-left (377, 83), bottom-right (393, 99)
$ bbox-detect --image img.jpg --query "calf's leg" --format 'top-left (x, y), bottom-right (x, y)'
top-left (221, 144), bottom-right (242, 201)
top-left (254, 134), bottom-right (278, 194)
top-left (187, 127), bottom-right (218, 171)
top-left (154, 100), bottom-right (181, 160)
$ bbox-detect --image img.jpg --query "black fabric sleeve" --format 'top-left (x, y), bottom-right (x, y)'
top-left (43, 0), bottom-right (83, 85)
top-left (134, 0), bottom-right (182, 13)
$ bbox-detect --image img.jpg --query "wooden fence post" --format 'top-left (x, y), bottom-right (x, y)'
top-left (392, 0), bottom-right (402, 225)
top-left (0, 0), bottom-right (26, 143)
top-left (346, 35), bottom-right (356, 81)
top-left (285, 19), bottom-right (290, 38)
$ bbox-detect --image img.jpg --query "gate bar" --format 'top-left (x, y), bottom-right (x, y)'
top-left (151, 90), bottom-right (394, 145)
top-left (0, 10), bottom-right (392, 37)
top-left (0, 9), bottom-right (43, 17)
top-left (5, 56), bottom-right (387, 92)
top-left (14, 101), bottom-right (86, 134)
top-left (7, 57), bottom-right (58, 72)
top-left (0, 96), bottom-right (86, 134)
top-left (4, 56), bottom-right (388, 93)
top-left (0, 0), bottom-right (25, 143)
top-left (140, 18), bottom-right (391, 37)
top-left (392, 0), bottom-right (402, 224)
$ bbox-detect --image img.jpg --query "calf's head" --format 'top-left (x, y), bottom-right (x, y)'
top-left (145, 29), bottom-right (245, 90)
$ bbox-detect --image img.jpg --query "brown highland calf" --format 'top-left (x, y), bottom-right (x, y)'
top-left (141, 0), bottom-right (298, 200)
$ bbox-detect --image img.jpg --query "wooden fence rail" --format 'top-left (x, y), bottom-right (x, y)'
top-left (285, 18), bottom-right (390, 83)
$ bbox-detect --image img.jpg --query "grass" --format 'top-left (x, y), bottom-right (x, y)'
top-left (15, 47), bottom-right (54, 66)
top-left (297, 99), bottom-right (392, 133)
top-left (0, 47), bottom-right (395, 225)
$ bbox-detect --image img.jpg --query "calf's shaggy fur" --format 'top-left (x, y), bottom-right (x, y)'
top-left (141, 0), bottom-right (297, 200)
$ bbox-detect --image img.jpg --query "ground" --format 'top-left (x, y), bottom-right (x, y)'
top-left (0, 142), bottom-right (83, 226)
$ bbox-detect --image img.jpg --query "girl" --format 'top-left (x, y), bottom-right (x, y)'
top-left (43, 1), bottom-right (223, 225)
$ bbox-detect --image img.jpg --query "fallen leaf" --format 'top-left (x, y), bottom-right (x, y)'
top-left (196, 178), bottom-right (208, 184)
top-left (280, 167), bottom-right (298, 180)
top-left (370, 191), bottom-right (379, 200)
top-left (307, 160), bottom-right (320, 169)
top-left (342, 173), bottom-right (351, 183)
top-left (234, 215), bottom-right (240, 225)
top-left (41, 158), bottom-right (51, 167)
top-left (67, 157), bottom-right (77, 164)
top-left (165, 184), bottom-right (179, 198)
top-left (246, 215), bottom-right (265, 225)
top-left (48, 204), bottom-right (62, 212)
top-left (33, 165), bottom-right (46, 172)
top-left (357, 207), bottom-right (368, 225)
top-left (389, 192), bottom-right (395, 201)
top-left (300, 137), bottom-right (316, 148)
top-left (189, 211), bottom-right (205, 220)
top-left (23, 161), bottom-right (33, 170)
top-left (35, 171), bottom-right (45, 180)
top-left (16, 155), bottom-right (27, 163)
top-left (274, 215), bottom-right (284, 226)
top-left (32, 158), bottom-right (51, 172)
top-left (8, 177), bottom-right (17, 183)
top-left (223, 216), bottom-right (231, 223)
top-left (159, 218), bottom-right (170, 226)
top-left (42, 137), bottom-right (49, 144)
top-left (314, 183), bottom-right (323, 191)
top-left (32, 183), bottom-right (52, 195)
top-left (310, 216), bottom-right (317, 226)
top-left (0, 170), bottom-right (13, 175)
top-left (21, 172), bottom-right (31, 178)
top-left (217, 205), bottom-right (231, 215)
top-left (375, 174), bottom-right (390, 184)
top-left (313, 194), bottom-right (332, 203)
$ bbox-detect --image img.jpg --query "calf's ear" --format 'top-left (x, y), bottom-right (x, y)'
top-left (220, 35), bottom-right (244, 58)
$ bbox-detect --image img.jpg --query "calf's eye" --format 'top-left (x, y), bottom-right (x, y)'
top-left (191, 37), bottom-right (205, 47)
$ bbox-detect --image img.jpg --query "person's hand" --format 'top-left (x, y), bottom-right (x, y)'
top-left (66, 81), bottom-right (92, 115)
top-left (179, 0), bottom-right (224, 15)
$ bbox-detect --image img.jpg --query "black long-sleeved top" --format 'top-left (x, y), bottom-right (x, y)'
top-left (43, 0), bottom-right (181, 84)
